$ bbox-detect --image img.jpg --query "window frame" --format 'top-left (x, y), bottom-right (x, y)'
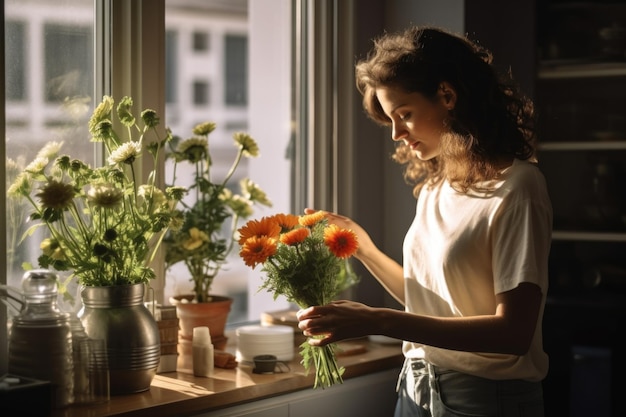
top-left (1, 0), bottom-right (8, 376)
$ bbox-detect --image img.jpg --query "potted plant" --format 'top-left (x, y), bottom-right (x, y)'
top-left (8, 95), bottom-right (183, 394)
top-left (164, 122), bottom-right (271, 352)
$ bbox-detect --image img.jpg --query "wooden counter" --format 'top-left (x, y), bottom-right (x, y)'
top-left (50, 337), bottom-right (404, 417)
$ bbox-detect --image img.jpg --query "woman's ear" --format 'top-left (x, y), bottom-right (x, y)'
top-left (439, 81), bottom-right (457, 110)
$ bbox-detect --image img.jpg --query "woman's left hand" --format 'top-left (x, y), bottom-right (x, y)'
top-left (296, 300), bottom-right (378, 346)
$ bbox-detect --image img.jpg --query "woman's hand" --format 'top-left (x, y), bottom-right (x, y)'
top-left (297, 300), bottom-right (379, 346)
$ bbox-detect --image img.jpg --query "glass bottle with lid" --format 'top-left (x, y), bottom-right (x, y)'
top-left (8, 269), bottom-right (74, 408)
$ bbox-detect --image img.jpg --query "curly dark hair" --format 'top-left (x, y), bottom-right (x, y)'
top-left (355, 26), bottom-right (536, 195)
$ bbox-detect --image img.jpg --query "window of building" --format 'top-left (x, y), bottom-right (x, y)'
top-left (5, 20), bottom-right (26, 101)
top-left (43, 23), bottom-right (93, 103)
top-left (224, 34), bottom-right (247, 106)
top-left (192, 80), bottom-right (209, 105)
top-left (192, 31), bottom-right (209, 52)
top-left (165, 30), bottom-right (178, 104)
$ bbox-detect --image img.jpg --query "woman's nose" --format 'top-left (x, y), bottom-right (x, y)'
top-left (391, 123), bottom-right (407, 141)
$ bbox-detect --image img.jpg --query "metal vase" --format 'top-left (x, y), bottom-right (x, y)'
top-left (78, 283), bottom-right (160, 395)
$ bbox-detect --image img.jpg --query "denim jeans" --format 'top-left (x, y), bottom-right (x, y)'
top-left (394, 359), bottom-right (544, 417)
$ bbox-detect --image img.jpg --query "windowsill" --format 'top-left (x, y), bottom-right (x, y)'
top-left (50, 333), bottom-right (404, 417)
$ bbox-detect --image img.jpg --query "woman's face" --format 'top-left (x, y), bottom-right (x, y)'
top-left (375, 84), bottom-right (454, 161)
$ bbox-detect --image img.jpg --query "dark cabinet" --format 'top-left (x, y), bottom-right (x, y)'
top-left (535, 1), bottom-right (626, 416)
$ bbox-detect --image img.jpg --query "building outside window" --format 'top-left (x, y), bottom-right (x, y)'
top-left (3, 0), bottom-right (293, 331)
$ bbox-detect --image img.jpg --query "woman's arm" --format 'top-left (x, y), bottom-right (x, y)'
top-left (297, 282), bottom-right (542, 356)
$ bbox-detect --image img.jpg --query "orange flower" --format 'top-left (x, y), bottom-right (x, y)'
top-left (269, 213), bottom-right (300, 232)
top-left (238, 217), bottom-right (281, 245)
top-left (299, 210), bottom-right (327, 227)
top-left (239, 236), bottom-right (278, 268)
top-left (280, 227), bottom-right (310, 246)
top-left (323, 224), bottom-right (358, 258)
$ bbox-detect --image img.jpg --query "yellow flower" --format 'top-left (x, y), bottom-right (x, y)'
top-left (177, 137), bottom-right (207, 163)
top-left (108, 141), bottom-right (142, 165)
top-left (299, 210), bottom-right (327, 227)
top-left (88, 95), bottom-right (114, 138)
top-left (241, 178), bottom-right (272, 206)
top-left (233, 132), bottom-right (259, 157)
top-left (36, 179), bottom-right (75, 210)
top-left (182, 227), bottom-right (209, 251)
top-left (40, 238), bottom-right (66, 260)
top-left (228, 195), bottom-right (253, 218)
top-left (192, 122), bottom-right (217, 136)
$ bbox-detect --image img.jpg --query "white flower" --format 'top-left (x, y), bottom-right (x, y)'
top-left (36, 141), bottom-right (64, 159)
top-left (108, 141), bottom-right (142, 165)
top-left (25, 157), bottom-right (49, 175)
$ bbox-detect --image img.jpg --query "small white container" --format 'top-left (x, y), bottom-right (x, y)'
top-left (192, 326), bottom-right (214, 377)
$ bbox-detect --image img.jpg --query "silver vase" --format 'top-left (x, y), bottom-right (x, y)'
top-left (78, 283), bottom-right (160, 395)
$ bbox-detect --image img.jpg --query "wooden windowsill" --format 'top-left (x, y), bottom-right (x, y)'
top-left (50, 335), bottom-right (404, 417)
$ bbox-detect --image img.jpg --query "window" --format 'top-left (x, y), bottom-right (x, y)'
top-left (5, 20), bottom-right (25, 101)
top-left (192, 80), bottom-right (209, 105)
top-left (224, 34), bottom-right (247, 106)
top-left (43, 23), bottom-right (93, 103)
top-left (192, 31), bottom-right (209, 52)
top-left (2, 3), bottom-right (297, 374)
top-left (4, 0), bottom-right (96, 291)
top-left (165, 30), bottom-right (178, 104)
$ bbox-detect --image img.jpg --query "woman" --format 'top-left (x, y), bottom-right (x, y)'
top-left (297, 26), bottom-right (552, 417)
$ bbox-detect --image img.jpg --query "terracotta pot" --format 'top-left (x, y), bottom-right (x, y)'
top-left (170, 295), bottom-right (233, 370)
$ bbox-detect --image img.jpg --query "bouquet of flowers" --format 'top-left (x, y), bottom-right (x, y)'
top-left (8, 95), bottom-right (182, 287)
top-left (238, 210), bottom-right (359, 388)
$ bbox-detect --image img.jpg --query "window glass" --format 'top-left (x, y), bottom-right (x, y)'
top-left (192, 31), bottom-right (210, 52)
top-left (164, 0), bottom-right (292, 324)
top-left (5, 20), bottom-right (26, 101)
top-left (165, 30), bottom-right (178, 104)
top-left (44, 23), bottom-right (93, 103)
top-left (224, 34), bottom-right (247, 106)
top-left (192, 80), bottom-right (210, 105)
top-left (5, 0), bottom-right (96, 291)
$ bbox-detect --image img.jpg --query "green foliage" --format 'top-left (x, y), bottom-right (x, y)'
top-left (164, 126), bottom-right (272, 303)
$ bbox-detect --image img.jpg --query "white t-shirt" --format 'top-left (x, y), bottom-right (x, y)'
top-left (402, 158), bottom-right (552, 381)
